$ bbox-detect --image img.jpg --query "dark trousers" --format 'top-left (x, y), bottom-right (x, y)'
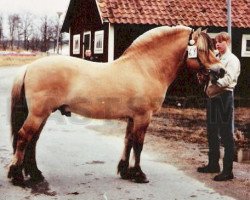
top-left (207, 91), bottom-right (235, 173)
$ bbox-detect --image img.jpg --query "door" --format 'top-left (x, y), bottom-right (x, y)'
top-left (83, 31), bottom-right (91, 59)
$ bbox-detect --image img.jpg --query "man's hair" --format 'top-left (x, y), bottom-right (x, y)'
top-left (215, 32), bottom-right (231, 43)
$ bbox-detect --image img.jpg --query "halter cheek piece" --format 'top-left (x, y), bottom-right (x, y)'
top-left (186, 30), bottom-right (206, 72)
top-left (184, 30), bottom-right (212, 92)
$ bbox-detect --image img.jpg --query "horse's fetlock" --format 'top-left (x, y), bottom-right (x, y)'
top-left (117, 160), bottom-right (129, 178)
top-left (8, 164), bottom-right (24, 183)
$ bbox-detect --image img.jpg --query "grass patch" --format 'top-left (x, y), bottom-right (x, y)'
top-left (0, 54), bottom-right (45, 67)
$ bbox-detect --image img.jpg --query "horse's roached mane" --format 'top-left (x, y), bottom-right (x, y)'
top-left (123, 25), bottom-right (192, 55)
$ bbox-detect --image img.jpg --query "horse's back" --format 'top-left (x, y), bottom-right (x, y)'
top-left (26, 55), bottom-right (106, 82)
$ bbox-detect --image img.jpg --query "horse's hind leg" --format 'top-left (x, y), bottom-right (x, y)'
top-left (118, 118), bottom-right (134, 179)
top-left (23, 118), bottom-right (47, 182)
top-left (8, 114), bottom-right (48, 185)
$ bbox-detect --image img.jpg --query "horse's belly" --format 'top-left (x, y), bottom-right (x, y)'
top-left (69, 101), bottom-right (128, 120)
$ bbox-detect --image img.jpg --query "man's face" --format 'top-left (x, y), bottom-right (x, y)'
top-left (215, 40), bottom-right (228, 54)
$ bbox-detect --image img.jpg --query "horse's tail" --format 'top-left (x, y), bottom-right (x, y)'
top-left (11, 68), bottom-right (28, 154)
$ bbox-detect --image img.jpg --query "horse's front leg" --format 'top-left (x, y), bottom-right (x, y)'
top-left (128, 113), bottom-right (151, 183)
top-left (118, 118), bottom-right (134, 179)
top-left (8, 115), bottom-right (46, 185)
top-left (129, 124), bottom-right (149, 183)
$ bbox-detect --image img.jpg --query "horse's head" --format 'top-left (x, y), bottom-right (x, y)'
top-left (186, 28), bottom-right (224, 76)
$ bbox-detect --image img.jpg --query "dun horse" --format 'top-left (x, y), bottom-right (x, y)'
top-left (8, 26), bottom-right (222, 185)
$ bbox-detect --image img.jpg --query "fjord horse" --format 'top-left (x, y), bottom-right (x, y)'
top-left (8, 26), bottom-right (222, 185)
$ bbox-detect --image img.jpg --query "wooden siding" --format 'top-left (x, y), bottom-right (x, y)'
top-left (114, 25), bottom-right (250, 97)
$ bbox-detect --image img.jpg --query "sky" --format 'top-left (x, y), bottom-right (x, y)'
top-left (0, 0), bottom-right (70, 17)
top-left (0, 0), bottom-right (71, 37)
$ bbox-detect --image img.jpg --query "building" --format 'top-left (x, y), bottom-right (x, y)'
top-left (62, 0), bottom-right (250, 98)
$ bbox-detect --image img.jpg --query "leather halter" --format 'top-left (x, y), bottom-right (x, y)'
top-left (183, 30), bottom-right (213, 92)
top-left (185, 30), bottom-right (207, 72)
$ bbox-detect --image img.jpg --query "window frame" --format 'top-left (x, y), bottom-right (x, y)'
top-left (94, 30), bottom-right (104, 54)
top-left (73, 34), bottom-right (80, 55)
top-left (241, 34), bottom-right (250, 57)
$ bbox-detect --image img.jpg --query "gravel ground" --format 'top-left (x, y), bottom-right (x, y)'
top-left (89, 106), bottom-right (250, 200)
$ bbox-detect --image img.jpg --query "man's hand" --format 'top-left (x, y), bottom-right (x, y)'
top-left (211, 78), bottom-right (217, 85)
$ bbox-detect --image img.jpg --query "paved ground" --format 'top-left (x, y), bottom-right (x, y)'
top-left (0, 67), bottom-right (235, 200)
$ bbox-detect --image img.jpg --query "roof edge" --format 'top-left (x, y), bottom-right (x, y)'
top-left (95, 0), bottom-right (104, 24)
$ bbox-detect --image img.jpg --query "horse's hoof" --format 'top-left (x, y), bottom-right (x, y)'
top-left (117, 160), bottom-right (129, 179)
top-left (12, 177), bottom-right (26, 187)
top-left (133, 173), bottom-right (149, 183)
top-left (24, 167), bottom-right (44, 182)
top-left (8, 165), bottom-right (24, 186)
top-left (120, 172), bottom-right (133, 180)
top-left (29, 172), bottom-right (44, 183)
top-left (128, 167), bottom-right (149, 183)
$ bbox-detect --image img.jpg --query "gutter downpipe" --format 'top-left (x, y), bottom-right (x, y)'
top-left (227, 0), bottom-right (232, 50)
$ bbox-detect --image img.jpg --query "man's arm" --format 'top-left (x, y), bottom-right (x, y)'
top-left (217, 58), bottom-right (240, 87)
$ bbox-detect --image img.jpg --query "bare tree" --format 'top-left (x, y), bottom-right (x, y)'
top-left (17, 19), bottom-right (23, 49)
top-left (53, 23), bottom-right (59, 52)
top-left (40, 15), bottom-right (60, 52)
top-left (8, 14), bottom-right (21, 50)
top-left (22, 12), bottom-right (33, 50)
top-left (3, 13), bottom-right (66, 52)
top-left (30, 32), bottom-right (40, 51)
top-left (0, 15), bottom-right (3, 48)
top-left (2, 36), bottom-right (8, 50)
top-left (40, 15), bottom-right (49, 52)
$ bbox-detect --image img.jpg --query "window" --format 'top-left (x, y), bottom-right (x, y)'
top-left (94, 30), bottom-right (104, 54)
top-left (73, 34), bottom-right (80, 54)
top-left (241, 34), bottom-right (250, 57)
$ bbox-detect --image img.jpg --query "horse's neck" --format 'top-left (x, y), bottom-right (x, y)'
top-left (118, 30), bottom-right (189, 86)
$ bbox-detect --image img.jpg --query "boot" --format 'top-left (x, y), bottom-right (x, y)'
top-left (214, 171), bottom-right (234, 181)
top-left (214, 160), bottom-right (234, 181)
top-left (197, 163), bottom-right (220, 173)
top-left (198, 150), bottom-right (220, 173)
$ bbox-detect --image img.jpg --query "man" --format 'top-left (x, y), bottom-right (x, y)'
top-left (197, 32), bottom-right (241, 181)
top-left (85, 49), bottom-right (94, 61)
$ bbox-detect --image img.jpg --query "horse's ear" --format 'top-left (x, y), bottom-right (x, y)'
top-left (195, 27), bottom-right (202, 35)
top-left (202, 28), bottom-right (208, 33)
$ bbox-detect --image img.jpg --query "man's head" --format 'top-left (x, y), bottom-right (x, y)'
top-left (215, 32), bottom-right (231, 54)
